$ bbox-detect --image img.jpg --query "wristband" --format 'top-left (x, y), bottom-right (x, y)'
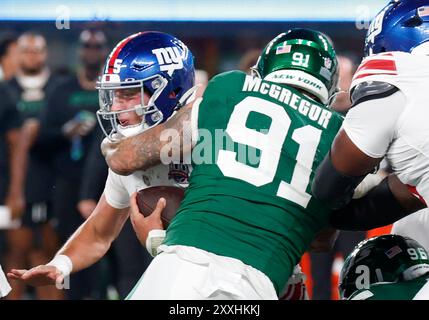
top-left (47, 255), bottom-right (73, 277)
top-left (145, 229), bottom-right (166, 257)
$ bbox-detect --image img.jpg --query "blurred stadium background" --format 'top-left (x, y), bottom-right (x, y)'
top-left (0, 0), bottom-right (388, 76)
top-left (0, 0), bottom-right (393, 300)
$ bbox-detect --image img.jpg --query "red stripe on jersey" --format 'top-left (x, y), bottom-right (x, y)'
top-left (406, 184), bottom-right (427, 206)
top-left (106, 32), bottom-right (142, 74)
top-left (356, 58), bottom-right (397, 74)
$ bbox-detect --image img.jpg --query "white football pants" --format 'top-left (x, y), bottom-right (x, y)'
top-left (127, 245), bottom-right (278, 300)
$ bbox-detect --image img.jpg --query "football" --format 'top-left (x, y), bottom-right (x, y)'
top-left (136, 186), bottom-right (185, 228)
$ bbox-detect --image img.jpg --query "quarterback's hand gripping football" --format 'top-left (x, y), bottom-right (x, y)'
top-left (129, 192), bottom-right (165, 246)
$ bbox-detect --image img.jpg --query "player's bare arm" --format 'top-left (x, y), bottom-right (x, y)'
top-left (103, 103), bottom-right (193, 176)
top-left (8, 194), bottom-right (129, 286)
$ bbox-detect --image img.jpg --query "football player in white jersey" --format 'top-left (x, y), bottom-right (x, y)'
top-left (312, 0), bottom-right (428, 230)
top-left (7, 31), bottom-right (196, 290)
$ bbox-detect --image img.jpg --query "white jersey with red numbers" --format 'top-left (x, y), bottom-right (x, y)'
top-left (104, 163), bottom-right (191, 210)
top-left (345, 51), bottom-right (429, 205)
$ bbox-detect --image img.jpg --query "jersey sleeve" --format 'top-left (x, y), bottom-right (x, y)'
top-left (103, 169), bottom-right (130, 209)
top-left (342, 90), bottom-right (406, 158)
top-left (351, 53), bottom-right (398, 87)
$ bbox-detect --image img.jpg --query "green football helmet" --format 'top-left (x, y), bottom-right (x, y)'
top-left (339, 234), bottom-right (429, 299)
top-left (252, 28), bottom-right (339, 105)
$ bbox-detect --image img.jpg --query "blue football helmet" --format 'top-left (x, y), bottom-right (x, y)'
top-left (365, 0), bottom-right (429, 56)
top-left (96, 31), bottom-right (195, 139)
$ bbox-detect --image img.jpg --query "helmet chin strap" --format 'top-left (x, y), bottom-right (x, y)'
top-left (250, 67), bottom-right (261, 78)
top-left (175, 84), bottom-right (200, 110)
top-left (327, 89), bottom-right (347, 108)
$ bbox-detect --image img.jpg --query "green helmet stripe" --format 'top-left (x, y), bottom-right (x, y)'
top-left (280, 39), bottom-right (331, 54)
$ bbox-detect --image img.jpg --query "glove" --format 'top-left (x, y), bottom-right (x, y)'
top-left (279, 265), bottom-right (308, 300)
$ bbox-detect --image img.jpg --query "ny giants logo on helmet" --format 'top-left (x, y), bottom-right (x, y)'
top-left (367, 9), bottom-right (386, 43)
top-left (152, 47), bottom-right (186, 76)
top-left (365, 7), bottom-right (387, 55)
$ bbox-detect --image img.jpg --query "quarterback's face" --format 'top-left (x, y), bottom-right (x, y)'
top-left (111, 88), bottom-right (150, 126)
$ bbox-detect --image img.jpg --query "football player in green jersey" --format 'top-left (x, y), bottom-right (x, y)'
top-left (103, 28), bottom-right (344, 299)
top-left (340, 234), bottom-right (429, 300)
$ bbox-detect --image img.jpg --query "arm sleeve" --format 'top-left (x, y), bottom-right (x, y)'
top-left (343, 90), bottom-right (406, 158)
top-left (329, 177), bottom-right (412, 231)
top-left (103, 169), bottom-right (131, 210)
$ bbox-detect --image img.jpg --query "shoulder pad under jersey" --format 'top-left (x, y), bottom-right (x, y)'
top-left (350, 81), bottom-right (398, 108)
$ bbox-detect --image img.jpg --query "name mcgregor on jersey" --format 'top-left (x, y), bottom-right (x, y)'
top-left (242, 75), bottom-right (333, 129)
